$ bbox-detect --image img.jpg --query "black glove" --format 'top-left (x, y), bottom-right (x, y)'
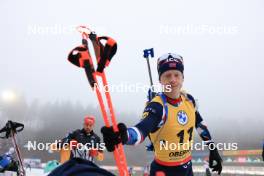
top-left (209, 147), bottom-right (222, 175)
top-left (101, 123), bottom-right (128, 152)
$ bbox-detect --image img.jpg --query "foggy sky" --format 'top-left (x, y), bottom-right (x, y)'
top-left (1, 0), bottom-right (264, 130)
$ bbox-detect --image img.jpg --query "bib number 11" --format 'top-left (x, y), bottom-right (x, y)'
top-left (177, 127), bottom-right (193, 144)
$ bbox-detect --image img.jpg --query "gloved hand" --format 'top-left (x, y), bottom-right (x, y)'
top-left (209, 146), bottom-right (222, 175)
top-left (101, 123), bottom-right (128, 152)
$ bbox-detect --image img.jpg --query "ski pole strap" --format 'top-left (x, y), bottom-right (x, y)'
top-left (68, 37), bottom-right (91, 68)
top-left (89, 35), bottom-right (117, 73)
top-left (68, 46), bottom-right (90, 67)
top-left (68, 45), bottom-right (96, 88)
top-left (0, 121), bottom-right (24, 139)
top-left (68, 35), bottom-right (117, 86)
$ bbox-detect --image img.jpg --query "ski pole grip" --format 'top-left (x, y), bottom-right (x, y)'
top-left (0, 121), bottom-right (24, 138)
top-left (143, 48), bottom-right (154, 58)
top-left (82, 39), bottom-right (88, 46)
top-left (89, 32), bottom-right (97, 41)
top-left (14, 122), bottom-right (24, 133)
top-left (7, 121), bottom-right (24, 133)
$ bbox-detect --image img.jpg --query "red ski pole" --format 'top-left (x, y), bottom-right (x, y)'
top-left (68, 26), bottom-right (129, 176)
top-left (91, 37), bottom-right (129, 175)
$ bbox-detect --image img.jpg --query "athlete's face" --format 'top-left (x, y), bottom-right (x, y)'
top-left (160, 70), bottom-right (184, 93)
top-left (83, 123), bottom-right (93, 133)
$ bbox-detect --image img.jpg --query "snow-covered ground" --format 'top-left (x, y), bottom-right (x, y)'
top-left (25, 168), bottom-right (48, 176)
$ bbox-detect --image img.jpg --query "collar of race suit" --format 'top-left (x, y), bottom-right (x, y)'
top-left (165, 94), bottom-right (182, 105)
top-left (81, 129), bottom-right (94, 135)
